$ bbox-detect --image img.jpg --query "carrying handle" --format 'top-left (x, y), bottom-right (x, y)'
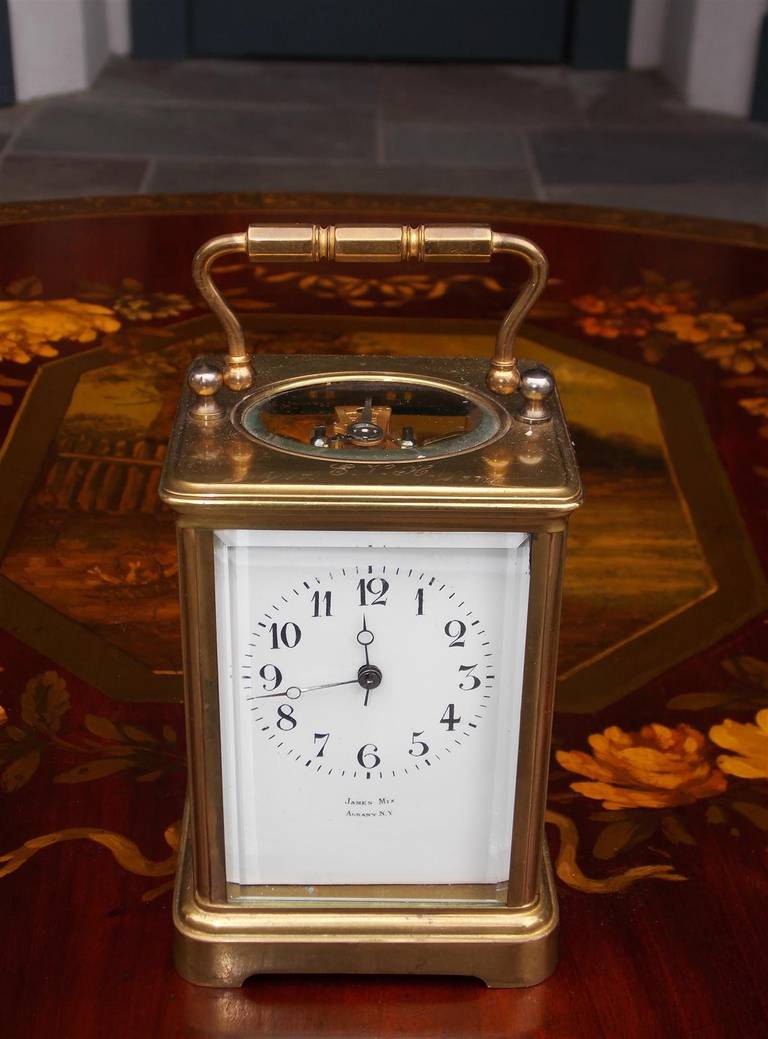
top-left (192, 224), bottom-right (548, 394)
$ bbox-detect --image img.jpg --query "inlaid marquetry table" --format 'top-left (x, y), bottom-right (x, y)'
top-left (0, 193), bottom-right (766, 1038)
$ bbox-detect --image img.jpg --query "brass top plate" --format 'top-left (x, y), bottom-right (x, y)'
top-left (159, 354), bottom-right (582, 519)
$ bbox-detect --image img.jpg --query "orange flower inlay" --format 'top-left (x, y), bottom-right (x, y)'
top-left (577, 315), bottom-right (651, 340)
top-left (0, 298), bottom-right (120, 363)
top-left (709, 710), bottom-right (768, 781)
top-left (655, 312), bottom-right (745, 345)
top-left (698, 336), bottom-right (768, 375)
top-left (556, 723), bottom-right (727, 810)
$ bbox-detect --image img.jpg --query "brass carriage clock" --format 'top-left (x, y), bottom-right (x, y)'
top-left (159, 224), bottom-right (581, 988)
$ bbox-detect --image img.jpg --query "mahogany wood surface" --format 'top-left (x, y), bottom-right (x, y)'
top-left (0, 194), bottom-right (766, 1039)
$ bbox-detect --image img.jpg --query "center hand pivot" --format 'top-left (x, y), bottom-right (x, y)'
top-left (357, 663), bottom-right (382, 691)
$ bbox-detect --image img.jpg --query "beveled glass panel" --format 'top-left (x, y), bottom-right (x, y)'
top-left (214, 529), bottom-right (530, 908)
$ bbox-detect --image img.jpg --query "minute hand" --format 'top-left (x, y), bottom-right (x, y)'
top-left (247, 678), bottom-right (359, 700)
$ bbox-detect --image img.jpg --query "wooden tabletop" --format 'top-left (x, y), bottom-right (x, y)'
top-left (0, 194), bottom-right (766, 1038)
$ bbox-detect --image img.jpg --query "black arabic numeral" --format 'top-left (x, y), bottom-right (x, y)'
top-left (444, 619), bottom-right (466, 647)
top-left (440, 704), bottom-right (461, 731)
top-left (314, 732), bottom-right (330, 757)
top-left (458, 664), bottom-right (481, 691)
top-left (270, 621), bottom-right (302, 649)
top-left (357, 577), bottom-right (389, 606)
top-left (357, 743), bottom-right (381, 768)
top-left (311, 590), bottom-right (332, 617)
top-left (276, 704), bottom-right (297, 730)
top-left (258, 664), bottom-right (282, 692)
top-left (415, 587), bottom-right (424, 615)
top-left (409, 731), bottom-right (429, 756)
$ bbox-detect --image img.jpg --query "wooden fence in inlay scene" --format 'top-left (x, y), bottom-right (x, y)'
top-left (37, 434), bottom-right (167, 514)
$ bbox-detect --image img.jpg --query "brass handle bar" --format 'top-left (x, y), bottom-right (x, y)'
top-left (192, 225), bottom-right (548, 393)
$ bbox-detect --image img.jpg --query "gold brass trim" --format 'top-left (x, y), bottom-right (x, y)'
top-left (192, 224), bottom-right (548, 395)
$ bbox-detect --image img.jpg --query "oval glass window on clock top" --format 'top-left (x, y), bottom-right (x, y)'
top-left (215, 529), bottom-right (530, 904)
top-left (233, 373), bottom-right (509, 463)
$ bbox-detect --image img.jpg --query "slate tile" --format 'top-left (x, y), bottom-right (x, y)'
top-left (496, 65), bottom-right (570, 86)
top-left (0, 101), bottom-right (39, 135)
top-left (569, 69), bottom-right (747, 127)
top-left (530, 128), bottom-right (768, 184)
top-left (380, 64), bottom-right (582, 126)
top-left (147, 158), bottom-right (537, 199)
top-left (13, 101), bottom-right (376, 160)
top-left (570, 70), bottom-right (676, 122)
top-left (92, 57), bottom-right (380, 107)
top-left (545, 183), bottom-right (768, 224)
top-left (383, 124), bottom-right (527, 168)
top-left (0, 154), bottom-right (147, 200)
top-left (89, 58), bottom-right (182, 101)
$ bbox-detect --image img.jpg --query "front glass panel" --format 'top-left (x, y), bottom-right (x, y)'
top-left (214, 530), bottom-right (530, 907)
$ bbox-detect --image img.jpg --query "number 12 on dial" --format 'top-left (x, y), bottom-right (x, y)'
top-left (215, 529), bottom-right (530, 898)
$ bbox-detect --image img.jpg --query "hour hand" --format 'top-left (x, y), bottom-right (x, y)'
top-left (356, 616), bottom-right (382, 705)
top-left (356, 614), bottom-right (375, 666)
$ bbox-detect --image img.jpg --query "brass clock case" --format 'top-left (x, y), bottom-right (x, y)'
top-left (160, 222), bottom-right (582, 990)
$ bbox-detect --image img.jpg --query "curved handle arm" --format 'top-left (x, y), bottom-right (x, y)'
top-left (192, 232), bottom-right (249, 390)
top-left (192, 224), bottom-right (548, 393)
top-left (489, 232), bottom-right (549, 394)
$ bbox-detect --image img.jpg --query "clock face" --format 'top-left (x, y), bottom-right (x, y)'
top-left (245, 563), bottom-right (495, 779)
top-left (215, 530), bottom-right (530, 897)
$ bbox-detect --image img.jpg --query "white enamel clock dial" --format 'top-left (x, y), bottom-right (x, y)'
top-left (214, 530), bottom-right (530, 894)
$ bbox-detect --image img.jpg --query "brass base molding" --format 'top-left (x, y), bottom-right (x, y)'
top-left (172, 809), bottom-right (559, 990)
